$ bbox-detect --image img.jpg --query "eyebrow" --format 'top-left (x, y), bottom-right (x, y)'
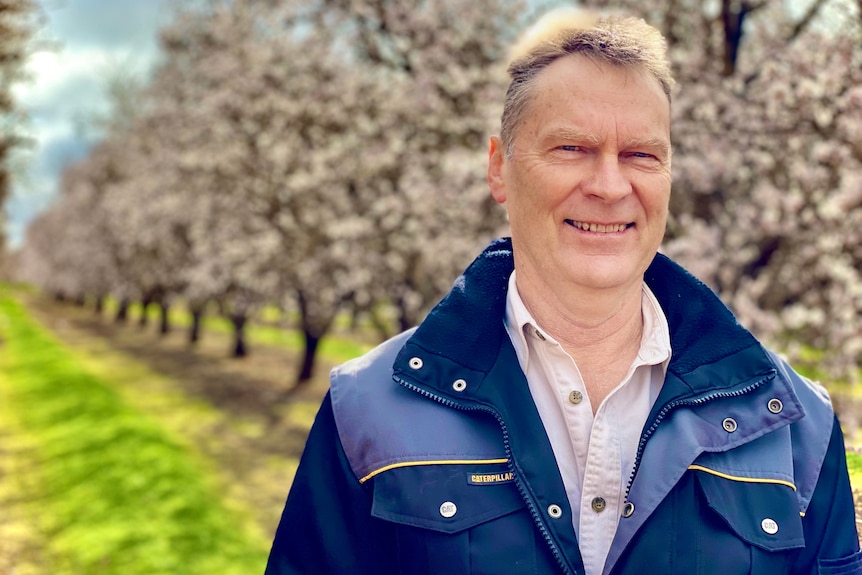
top-left (544, 128), bottom-right (602, 146)
top-left (543, 129), bottom-right (670, 154)
top-left (623, 137), bottom-right (671, 153)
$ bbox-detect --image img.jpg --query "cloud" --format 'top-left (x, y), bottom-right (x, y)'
top-left (45, 0), bottom-right (172, 52)
top-left (7, 0), bottom-right (170, 248)
top-left (18, 49), bottom-right (108, 123)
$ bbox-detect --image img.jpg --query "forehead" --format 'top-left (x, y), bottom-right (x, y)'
top-left (524, 54), bottom-right (670, 139)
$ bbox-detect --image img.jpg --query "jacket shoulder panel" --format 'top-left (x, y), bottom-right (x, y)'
top-left (330, 329), bottom-right (508, 483)
top-left (766, 350), bottom-right (836, 514)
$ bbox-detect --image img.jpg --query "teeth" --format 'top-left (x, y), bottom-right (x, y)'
top-left (569, 220), bottom-right (628, 233)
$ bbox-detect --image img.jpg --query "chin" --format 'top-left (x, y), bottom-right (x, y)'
top-left (565, 259), bottom-right (642, 291)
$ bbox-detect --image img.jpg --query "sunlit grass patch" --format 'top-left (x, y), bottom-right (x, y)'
top-left (0, 290), bottom-right (268, 575)
top-left (848, 452), bottom-right (862, 491)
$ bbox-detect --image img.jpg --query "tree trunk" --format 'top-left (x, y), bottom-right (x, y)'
top-left (398, 311), bottom-right (413, 334)
top-left (293, 289), bottom-right (337, 388)
top-left (295, 330), bottom-right (321, 387)
top-left (231, 314), bottom-right (247, 358)
top-left (369, 306), bottom-right (394, 342)
top-left (95, 295), bottom-right (104, 315)
top-left (395, 294), bottom-right (417, 333)
top-left (189, 308), bottom-right (203, 345)
top-left (115, 298), bottom-right (130, 323)
top-left (159, 303), bottom-right (170, 335)
top-left (138, 298), bottom-right (151, 328)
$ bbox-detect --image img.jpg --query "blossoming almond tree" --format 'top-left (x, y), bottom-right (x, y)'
top-left (18, 0), bottom-right (861, 388)
top-left (0, 0), bottom-right (40, 257)
top-left (580, 0), bottom-right (862, 381)
top-left (144, 0), bottom-right (519, 384)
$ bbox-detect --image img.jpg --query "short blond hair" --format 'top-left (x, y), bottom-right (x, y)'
top-left (500, 9), bottom-right (675, 156)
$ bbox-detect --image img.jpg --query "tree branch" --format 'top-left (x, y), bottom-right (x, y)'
top-left (788, 0), bottom-right (826, 41)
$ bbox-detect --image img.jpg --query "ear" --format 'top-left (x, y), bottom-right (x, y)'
top-left (487, 135), bottom-right (507, 204)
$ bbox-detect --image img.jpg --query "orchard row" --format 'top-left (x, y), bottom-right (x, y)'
top-left (16, 0), bottom-right (862, 385)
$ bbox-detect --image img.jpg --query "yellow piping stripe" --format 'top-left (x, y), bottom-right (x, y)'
top-left (359, 458), bottom-right (509, 483)
top-left (688, 464), bottom-right (797, 491)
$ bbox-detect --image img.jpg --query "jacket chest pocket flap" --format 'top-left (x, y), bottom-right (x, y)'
top-left (369, 464), bottom-right (542, 573)
top-left (695, 470), bottom-right (805, 552)
top-left (370, 463), bottom-right (526, 533)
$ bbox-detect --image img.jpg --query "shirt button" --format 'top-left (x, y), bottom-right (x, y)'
top-left (535, 328), bottom-right (546, 341)
top-left (568, 390), bottom-right (583, 404)
top-left (591, 497), bottom-right (606, 513)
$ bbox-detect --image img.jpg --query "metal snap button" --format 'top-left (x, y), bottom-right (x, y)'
top-left (408, 357), bottom-right (423, 370)
top-left (568, 390), bottom-right (583, 404)
top-left (547, 504), bottom-right (563, 519)
top-left (621, 502), bottom-right (635, 518)
top-left (439, 501), bottom-right (457, 518)
top-left (591, 497), bottom-right (607, 513)
top-left (722, 417), bottom-right (738, 433)
top-left (452, 378), bottom-right (467, 392)
top-left (761, 518), bottom-right (778, 535)
top-left (767, 398), bottom-right (783, 414)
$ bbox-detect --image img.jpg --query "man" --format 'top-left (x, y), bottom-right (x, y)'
top-left (265, 13), bottom-right (861, 575)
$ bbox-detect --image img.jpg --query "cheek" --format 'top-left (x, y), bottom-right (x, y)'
top-left (643, 181), bottom-right (671, 216)
top-left (506, 164), bottom-right (573, 223)
top-left (651, 195), bottom-right (670, 218)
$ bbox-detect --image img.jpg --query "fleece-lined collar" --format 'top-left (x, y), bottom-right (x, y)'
top-left (395, 237), bottom-right (773, 406)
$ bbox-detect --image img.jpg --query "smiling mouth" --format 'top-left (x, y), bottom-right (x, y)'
top-left (565, 220), bottom-right (633, 233)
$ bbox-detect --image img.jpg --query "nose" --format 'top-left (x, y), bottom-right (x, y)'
top-left (581, 154), bottom-right (632, 203)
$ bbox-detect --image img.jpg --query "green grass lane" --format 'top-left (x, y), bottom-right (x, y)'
top-left (0, 290), bottom-right (269, 575)
top-left (849, 452), bottom-right (862, 490)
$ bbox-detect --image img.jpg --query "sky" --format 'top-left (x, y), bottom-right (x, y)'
top-left (7, 0), bottom-right (173, 248)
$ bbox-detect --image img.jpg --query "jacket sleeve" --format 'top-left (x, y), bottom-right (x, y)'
top-left (264, 392), bottom-right (398, 575)
top-left (792, 415), bottom-right (862, 575)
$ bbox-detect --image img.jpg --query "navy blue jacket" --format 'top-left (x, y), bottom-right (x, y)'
top-left (266, 238), bottom-right (861, 574)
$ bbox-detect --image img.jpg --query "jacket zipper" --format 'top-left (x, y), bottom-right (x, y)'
top-left (623, 374), bottom-right (774, 501)
top-left (394, 375), bottom-right (576, 575)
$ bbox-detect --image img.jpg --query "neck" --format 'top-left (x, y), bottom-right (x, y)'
top-left (514, 270), bottom-right (645, 370)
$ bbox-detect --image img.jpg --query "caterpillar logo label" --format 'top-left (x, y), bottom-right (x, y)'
top-left (468, 472), bottom-right (514, 485)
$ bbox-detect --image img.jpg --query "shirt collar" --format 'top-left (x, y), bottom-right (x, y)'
top-left (639, 282), bottom-right (673, 367)
top-left (504, 270), bottom-right (540, 369)
top-left (503, 270), bottom-right (672, 371)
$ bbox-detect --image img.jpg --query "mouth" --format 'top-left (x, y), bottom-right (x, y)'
top-left (564, 220), bottom-right (634, 233)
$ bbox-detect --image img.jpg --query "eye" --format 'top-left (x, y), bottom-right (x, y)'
top-left (630, 151), bottom-right (656, 159)
top-left (558, 145), bottom-right (583, 152)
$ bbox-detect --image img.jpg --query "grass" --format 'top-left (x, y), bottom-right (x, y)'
top-left (848, 452), bottom-right (862, 491)
top-left (0, 289), bottom-right (269, 575)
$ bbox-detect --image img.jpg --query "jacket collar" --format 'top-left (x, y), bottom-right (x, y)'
top-left (395, 237), bottom-right (775, 401)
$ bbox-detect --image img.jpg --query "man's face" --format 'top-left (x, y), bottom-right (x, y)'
top-left (488, 55), bottom-right (672, 297)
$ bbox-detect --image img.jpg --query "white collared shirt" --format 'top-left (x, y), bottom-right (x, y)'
top-left (503, 271), bottom-right (672, 575)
